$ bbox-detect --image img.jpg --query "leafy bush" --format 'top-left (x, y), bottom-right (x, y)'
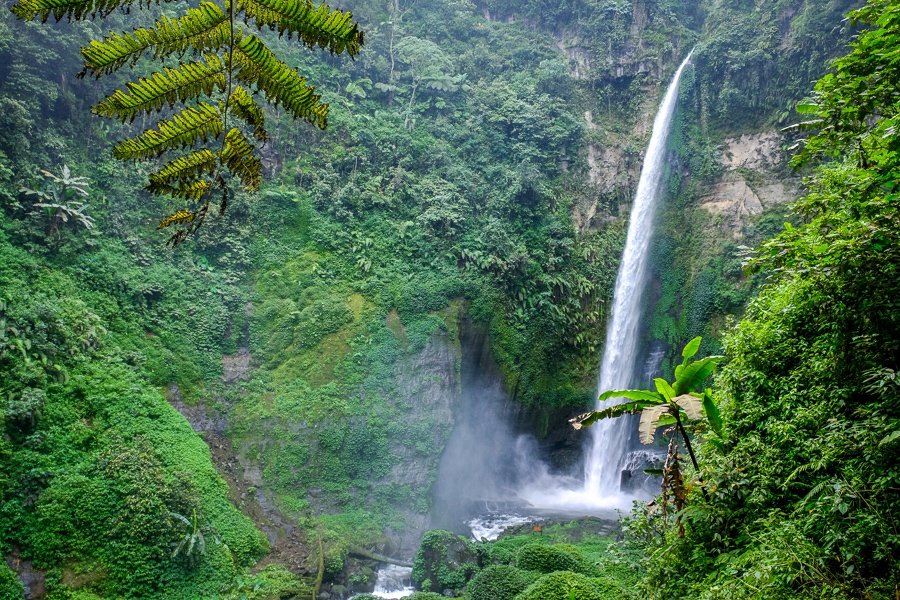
top-left (515, 544), bottom-right (593, 576)
top-left (0, 561), bottom-right (24, 600)
top-left (468, 565), bottom-right (539, 600)
top-left (514, 571), bottom-right (606, 600)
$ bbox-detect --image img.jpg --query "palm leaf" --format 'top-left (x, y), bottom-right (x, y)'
top-left (236, 0), bottom-right (363, 56)
top-left (94, 54), bottom-right (226, 121)
top-left (570, 400), bottom-right (659, 430)
top-left (80, 2), bottom-right (229, 77)
top-left (112, 102), bottom-right (223, 160)
top-left (672, 394), bottom-right (703, 421)
top-left (233, 34), bottom-right (328, 128)
top-left (158, 208), bottom-right (200, 229)
top-left (673, 355), bottom-right (724, 395)
top-left (639, 405), bottom-right (669, 444)
top-left (597, 388), bottom-right (664, 403)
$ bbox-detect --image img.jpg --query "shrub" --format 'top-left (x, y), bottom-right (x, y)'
top-left (468, 565), bottom-right (539, 600)
top-left (0, 561), bottom-right (24, 600)
top-left (514, 571), bottom-right (606, 600)
top-left (515, 544), bottom-right (593, 575)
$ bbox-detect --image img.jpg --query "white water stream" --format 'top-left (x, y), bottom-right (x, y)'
top-left (367, 564), bottom-right (415, 599)
top-left (521, 50), bottom-right (694, 510)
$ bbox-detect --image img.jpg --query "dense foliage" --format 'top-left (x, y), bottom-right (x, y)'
top-left (625, 1), bottom-right (899, 598)
top-left (11, 0), bottom-right (363, 243)
top-left (466, 565), bottom-right (539, 600)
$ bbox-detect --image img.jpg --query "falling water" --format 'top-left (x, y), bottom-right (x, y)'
top-left (583, 50), bottom-right (694, 499)
top-left (517, 51), bottom-right (694, 511)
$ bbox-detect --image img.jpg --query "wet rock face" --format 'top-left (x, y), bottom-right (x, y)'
top-left (6, 553), bottom-right (45, 599)
top-left (619, 449), bottom-right (664, 496)
top-left (380, 331), bottom-right (460, 555)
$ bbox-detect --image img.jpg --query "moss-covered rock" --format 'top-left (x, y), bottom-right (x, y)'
top-left (468, 565), bottom-right (539, 600)
top-left (412, 530), bottom-right (479, 593)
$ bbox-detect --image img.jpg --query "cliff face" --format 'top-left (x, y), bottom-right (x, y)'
top-left (700, 132), bottom-right (800, 239)
top-left (380, 331), bottom-right (459, 555)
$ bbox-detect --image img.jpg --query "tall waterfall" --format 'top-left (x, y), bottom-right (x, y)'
top-left (583, 50), bottom-right (694, 498)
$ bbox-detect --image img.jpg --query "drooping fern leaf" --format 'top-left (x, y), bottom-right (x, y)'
top-left (233, 34), bottom-right (328, 128)
top-left (113, 102), bottom-right (223, 160)
top-left (149, 149), bottom-right (218, 186)
top-left (221, 128), bottom-right (262, 190)
top-left (11, 0), bottom-right (162, 22)
top-left (94, 54), bottom-right (226, 121)
top-left (158, 208), bottom-right (200, 229)
top-left (229, 85), bottom-right (268, 141)
top-left (147, 179), bottom-right (213, 200)
top-left (11, 0), bottom-right (363, 243)
top-left (80, 2), bottom-right (229, 77)
top-left (235, 0), bottom-right (363, 56)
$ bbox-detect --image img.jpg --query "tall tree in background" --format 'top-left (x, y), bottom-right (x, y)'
top-left (10, 0), bottom-right (363, 243)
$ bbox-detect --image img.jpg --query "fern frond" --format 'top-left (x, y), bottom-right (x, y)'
top-left (235, 0), bottom-right (363, 57)
top-left (149, 149), bottom-right (218, 186)
top-left (220, 128), bottom-right (262, 191)
top-left (228, 86), bottom-right (268, 141)
top-left (94, 55), bottom-right (226, 121)
top-left (233, 34), bottom-right (328, 128)
top-left (80, 2), bottom-right (229, 77)
top-left (113, 102), bottom-right (223, 160)
top-left (147, 179), bottom-right (213, 199)
top-left (11, 0), bottom-right (161, 22)
top-left (158, 208), bottom-right (200, 229)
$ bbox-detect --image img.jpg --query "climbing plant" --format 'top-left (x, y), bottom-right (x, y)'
top-left (10, 0), bottom-right (363, 243)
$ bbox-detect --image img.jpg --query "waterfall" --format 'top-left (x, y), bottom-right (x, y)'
top-left (583, 50), bottom-right (694, 499)
top-left (518, 51), bottom-right (693, 511)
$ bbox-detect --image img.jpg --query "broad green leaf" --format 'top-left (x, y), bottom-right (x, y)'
top-left (654, 377), bottom-right (676, 401)
top-left (681, 336), bottom-right (702, 361)
top-left (639, 405), bottom-right (669, 444)
top-left (880, 430), bottom-right (900, 447)
top-left (656, 414), bottom-right (677, 427)
top-left (674, 355), bottom-right (724, 395)
top-left (702, 389), bottom-right (724, 438)
top-left (597, 388), bottom-right (663, 403)
top-left (795, 100), bottom-right (820, 114)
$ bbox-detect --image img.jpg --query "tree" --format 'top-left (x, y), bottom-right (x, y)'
top-left (21, 164), bottom-right (95, 238)
top-left (571, 336), bottom-right (724, 504)
top-left (10, 0), bottom-right (364, 243)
